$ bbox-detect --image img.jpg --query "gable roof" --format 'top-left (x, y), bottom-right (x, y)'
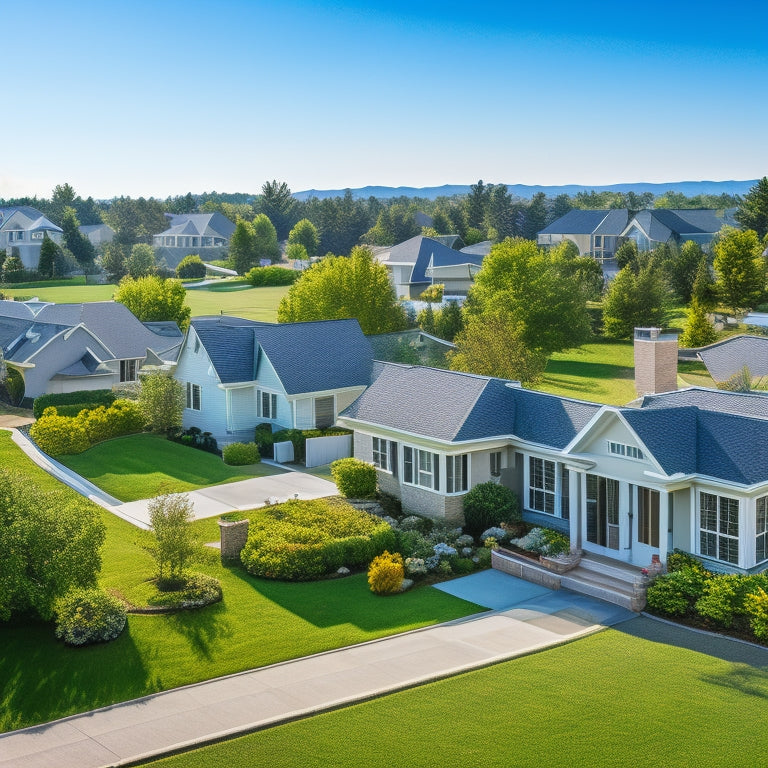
top-left (639, 387), bottom-right (768, 420)
top-left (538, 209), bottom-right (630, 236)
top-left (0, 206), bottom-right (62, 233)
top-left (623, 209), bottom-right (724, 243)
top-left (189, 316), bottom-right (373, 393)
top-left (697, 336), bottom-right (768, 383)
top-left (156, 213), bottom-right (235, 240)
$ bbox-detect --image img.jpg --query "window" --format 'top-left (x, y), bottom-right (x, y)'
top-left (757, 497), bottom-right (768, 563)
top-left (119, 359), bottom-right (138, 382)
top-left (586, 474), bottom-right (620, 549)
top-left (594, 235), bottom-right (603, 248)
top-left (314, 396), bottom-right (334, 429)
top-left (700, 492), bottom-right (739, 564)
top-left (372, 437), bottom-right (389, 471)
top-left (257, 390), bottom-right (278, 419)
top-left (447, 454), bottom-right (468, 494)
top-left (31, 231), bottom-right (44, 240)
top-left (490, 451), bottom-right (502, 477)
top-left (561, 465), bottom-right (570, 520)
top-left (529, 456), bottom-right (555, 514)
top-left (186, 382), bottom-right (201, 410)
top-left (638, 487), bottom-right (660, 548)
top-left (403, 446), bottom-right (440, 491)
top-left (608, 441), bottom-right (644, 460)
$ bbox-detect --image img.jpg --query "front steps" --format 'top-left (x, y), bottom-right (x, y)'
top-left (492, 549), bottom-right (648, 612)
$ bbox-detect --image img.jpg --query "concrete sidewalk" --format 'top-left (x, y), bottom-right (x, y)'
top-left (0, 579), bottom-right (634, 768)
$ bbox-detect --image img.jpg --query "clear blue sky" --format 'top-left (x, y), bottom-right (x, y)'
top-left (3, 0), bottom-right (766, 199)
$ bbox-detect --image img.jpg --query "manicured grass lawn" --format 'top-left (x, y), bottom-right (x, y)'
top-left (538, 341), bottom-right (637, 405)
top-left (141, 619), bottom-right (768, 768)
top-left (0, 432), bottom-right (482, 732)
top-left (2, 283), bottom-right (117, 303)
top-left (57, 433), bottom-right (286, 501)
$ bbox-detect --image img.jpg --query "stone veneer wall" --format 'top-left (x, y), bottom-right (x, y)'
top-left (219, 519), bottom-right (249, 562)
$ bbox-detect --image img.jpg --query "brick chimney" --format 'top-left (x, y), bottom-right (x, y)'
top-left (634, 327), bottom-right (678, 396)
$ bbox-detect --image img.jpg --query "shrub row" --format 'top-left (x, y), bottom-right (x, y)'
top-left (168, 426), bottom-right (219, 454)
top-left (646, 551), bottom-right (768, 640)
top-left (223, 442), bottom-right (261, 465)
top-left (30, 399), bottom-right (144, 456)
top-left (240, 498), bottom-right (396, 581)
top-left (245, 265), bottom-right (300, 287)
top-left (33, 389), bottom-right (117, 418)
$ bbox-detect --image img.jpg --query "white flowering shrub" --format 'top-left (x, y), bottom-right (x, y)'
top-left (405, 557), bottom-right (427, 576)
top-left (55, 588), bottom-right (127, 646)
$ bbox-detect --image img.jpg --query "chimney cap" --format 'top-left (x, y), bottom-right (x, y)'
top-left (634, 327), bottom-right (678, 341)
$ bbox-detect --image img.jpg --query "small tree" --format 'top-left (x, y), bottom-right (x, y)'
top-left (229, 218), bottom-right (257, 274)
top-left (691, 255), bottom-right (717, 310)
top-left (115, 275), bottom-right (191, 330)
top-left (288, 218), bottom-right (320, 257)
top-left (139, 372), bottom-right (184, 433)
top-left (434, 300), bottom-right (464, 342)
top-left (147, 493), bottom-right (197, 585)
top-left (252, 213), bottom-right (281, 264)
top-left (417, 303), bottom-right (436, 334)
top-left (602, 265), bottom-right (669, 339)
top-left (38, 233), bottom-right (60, 278)
top-left (125, 243), bottom-right (157, 278)
top-left (679, 299), bottom-right (717, 348)
top-left (713, 227), bottom-right (765, 313)
top-left (101, 241), bottom-right (127, 283)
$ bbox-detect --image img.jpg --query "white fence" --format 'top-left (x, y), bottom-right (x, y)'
top-left (305, 434), bottom-right (352, 468)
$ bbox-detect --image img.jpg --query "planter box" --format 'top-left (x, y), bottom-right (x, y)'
top-left (539, 552), bottom-right (581, 574)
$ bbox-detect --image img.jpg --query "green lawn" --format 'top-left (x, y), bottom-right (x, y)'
top-left (57, 433), bottom-right (287, 501)
top-left (141, 618), bottom-right (768, 768)
top-left (0, 432), bottom-right (482, 732)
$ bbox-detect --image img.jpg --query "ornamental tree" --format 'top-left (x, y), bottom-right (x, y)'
top-left (115, 274), bottom-right (191, 330)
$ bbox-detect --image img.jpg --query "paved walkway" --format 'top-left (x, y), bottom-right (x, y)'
top-left (4, 427), bottom-right (338, 529)
top-left (0, 573), bottom-right (634, 768)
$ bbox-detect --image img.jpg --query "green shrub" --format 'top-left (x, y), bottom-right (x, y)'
top-left (54, 588), bottom-right (127, 646)
top-left (223, 442), bottom-right (261, 465)
top-left (33, 389), bottom-right (116, 419)
top-left (30, 408), bottom-right (90, 455)
top-left (254, 423), bottom-right (274, 457)
top-left (646, 567), bottom-right (710, 616)
top-left (395, 529), bottom-right (434, 559)
top-left (694, 574), bottom-right (744, 628)
top-left (176, 254), bottom-right (207, 279)
top-left (3, 368), bottom-right (25, 406)
top-left (331, 457), bottom-right (377, 498)
top-left (148, 573), bottom-right (222, 610)
top-left (449, 556), bottom-right (476, 574)
top-left (667, 549), bottom-right (710, 574)
top-left (240, 498), bottom-right (395, 581)
top-left (368, 551), bottom-right (405, 594)
top-left (419, 284), bottom-right (444, 302)
top-left (462, 482), bottom-right (521, 537)
top-left (245, 265), bottom-right (300, 286)
top-left (745, 587), bottom-right (768, 640)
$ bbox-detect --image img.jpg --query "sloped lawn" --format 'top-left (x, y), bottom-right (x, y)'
top-left (0, 432), bottom-right (482, 732)
top-left (57, 433), bottom-right (286, 501)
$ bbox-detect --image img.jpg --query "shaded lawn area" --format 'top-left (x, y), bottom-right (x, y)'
top-left (538, 340), bottom-right (637, 405)
top-left (141, 617), bottom-right (768, 768)
top-left (57, 433), bottom-right (286, 501)
top-left (0, 432), bottom-right (481, 732)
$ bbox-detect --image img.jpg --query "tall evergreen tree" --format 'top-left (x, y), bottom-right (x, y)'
top-left (735, 177), bottom-right (768, 239)
top-left (229, 219), bottom-right (257, 274)
top-left (61, 207), bottom-right (96, 268)
top-left (259, 180), bottom-right (296, 240)
top-left (38, 233), bottom-right (59, 278)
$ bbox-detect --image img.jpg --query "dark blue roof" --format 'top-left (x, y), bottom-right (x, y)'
top-left (696, 411), bottom-right (768, 485)
top-left (538, 209), bottom-right (630, 236)
top-left (622, 407), bottom-right (698, 475)
top-left (410, 237), bottom-right (479, 285)
top-left (191, 317), bottom-right (372, 393)
top-left (640, 387), bottom-right (768, 420)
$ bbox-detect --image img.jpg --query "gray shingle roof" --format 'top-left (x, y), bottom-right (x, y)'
top-left (190, 317), bottom-right (373, 393)
top-left (697, 336), bottom-right (768, 383)
top-left (538, 210), bottom-right (630, 236)
top-left (639, 387), bottom-right (768, 420)
top-left (156, 213), bottom-right (235, 239)
top-left (0, 300), bottom-right (35, 319)
top-left (622, 406), bottom-right (698, 475)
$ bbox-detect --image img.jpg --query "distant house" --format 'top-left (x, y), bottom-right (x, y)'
top-left (79, 223), bottom-right (115, 248)
top-left (174, 316), bottom-right (373, 443)
top-left (621, 209), bottom-right (731, 252)
top-left (152, 213), bottom-right (236, 269)
top-left (377, 235), bottom-right (484, 298)
top-left (0, 206), bottom-right (63, 270)
top-left (0, 300), bottom-right (183, 398)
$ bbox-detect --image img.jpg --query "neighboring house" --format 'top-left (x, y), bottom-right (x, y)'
top-left (621, 209), bottom-right (729, 252)
top-left (0, 206), bottom-right (63, 270)
top-left (0, 300), bottom-right (183, 398)
top-left (377, 235), bottom-right (484, 298)
top-left (175, 316), bottom-right (373, 443)
top-left (152, 213), bottom-right (236, 270)
top-left (79, 223), bottom-right (115, 248)
top-left (696, 335), bottom-right (768, 384)
top-left (339, 363), bottom-right (768, 576)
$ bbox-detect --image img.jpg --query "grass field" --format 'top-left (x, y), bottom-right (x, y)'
top-left (141, 618), bottom-right (768, 768)
top-left (57, 433), bottom-right (286, 501)
top-left (0, 432), bottom-right (481, 732)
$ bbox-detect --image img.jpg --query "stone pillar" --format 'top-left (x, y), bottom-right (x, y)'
top-left (219, 518), bottom-right (249, 563)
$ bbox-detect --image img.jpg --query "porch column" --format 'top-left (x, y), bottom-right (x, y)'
top-left (568, 469), bottom-right (580, 553)
top-left (658, 489), bottom-right (670, 565)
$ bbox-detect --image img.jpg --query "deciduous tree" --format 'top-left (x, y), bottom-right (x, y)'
top-left (602, 265), bottom-right (670, 339)
top-left (670, 240), bottom-right (705, 303)
top-left (252, 213), bottom-right (281, 264)
top-left (115, 275), bottom-right (191, 330)
top-left (125, 243), bottom-right (156, 278)
top-left (713, 227), bottom-right (765, 313)
top-left (229, 219), bottom-right (256, 274)
top-left (288, 219), bottom-right (319, 257)
top-left (147, 493), bottom-right (198, 584)
top-left (139, 372), bottom-right (184, 434)
top-left (679, 299), bottom-right (717, 348)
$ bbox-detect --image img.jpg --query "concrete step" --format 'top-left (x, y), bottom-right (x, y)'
top-left (577, 556), bottom-right (643, 586)
top-left (560, 571), bottom-right (641, 612)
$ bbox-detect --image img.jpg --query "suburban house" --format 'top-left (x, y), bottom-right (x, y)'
top-left (0, 206), bottom-right (63, 270)
top-left (339, 335), bottom-right (768, 576)
top-left (537, 208), bottom-right (731, 275)
top-left (152, 213), bottom-right (236, 269)
top-left (79, 223), bottom-right (115, 248)
top-left (175, 316), bottom-right (373, 443)
top-left (0, 300), bottom-right (183, 398)
top-left (376, 235), bottom-right (485, 298)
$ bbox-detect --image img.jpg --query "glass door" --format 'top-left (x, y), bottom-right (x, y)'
top-left (586, 474), bottom-right (620, 551)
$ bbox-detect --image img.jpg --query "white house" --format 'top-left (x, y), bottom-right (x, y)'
top-left (0, 206), bottom-right (63, 270)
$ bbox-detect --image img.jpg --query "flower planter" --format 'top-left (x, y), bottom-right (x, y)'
top-left (539, 552), bottom-right (581, 574)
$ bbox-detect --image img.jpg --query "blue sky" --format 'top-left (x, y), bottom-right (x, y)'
top-left (3, 0), bottom-right (766, 199)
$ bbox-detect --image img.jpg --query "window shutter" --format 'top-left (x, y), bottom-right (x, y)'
top-left (390, 441), bottom-right (398, 478)
top-left (433, 453), bottom-right (440, 491)
top-left (404, 447), bottom-right (413, 484)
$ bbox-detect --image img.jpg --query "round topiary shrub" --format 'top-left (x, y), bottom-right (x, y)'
top-left (330, 457), bottom-right (377, 498)
top-left (368, 551), bottom-right (405, 594)
top-left (223, 441), bottom-right (261, 465)
top-left (462, 482), bottom-right (520, 537)
top-left (54, 588), bottom-right (127, 646)
top-left (176, 254), bottom-right (207, 279)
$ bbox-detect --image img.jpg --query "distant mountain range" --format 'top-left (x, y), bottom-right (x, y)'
top-left (293, 180), bottom-right (757, 201)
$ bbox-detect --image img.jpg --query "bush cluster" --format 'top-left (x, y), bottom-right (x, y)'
top-left (223, 442), bottom-right (261, 465)
top-left (240, 498), bottom-right (396, 581)
top-left (169, 426), bottom-right (219, 454)
top-left (149, 573), bottom-right (223, 610)
top-left (33, 389), bottom-right (116, 419)
top-left (368, 551), bottom-right (405, 594)
top-left (462, 482), bottom-right (521, 537)
top-left (511, 527), bottom-right (570, 557)
top-left (272, 426), bottom-right (351, 463)
top-left (331, 457), bottom-right (376, 498)
top-left (245, 266), bottom-right (301, 286)
top-left (176, 254), bottom-right (207, 279)
top-left (419, 284), bottom-right (444, 303)
top-left (254, 423), bottom-right (275, 457)
top-left (30, 399), bottom-right (144, 456)
top-left (54, 588), bottom-right (127, 646)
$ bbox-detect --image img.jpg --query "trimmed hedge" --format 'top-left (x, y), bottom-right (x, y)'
top-left (176, 254), bottom-right (207, 279)
top-left (30, 399), bottom-right (144, 456)
top-left (240, 498), bottom-right (395, 581)
top-left (245, 265), bottom-right (300, 287)
top-left (33, 389), bottom-right (116, 419)
top-left (331, 457), bottom-right (376, 498)
top-left (54, 588), bottom-right (127, 646)
top-left (223, 442), bottom-right (261, 465)
top-left (462, 482), bottom-right (521, 537)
